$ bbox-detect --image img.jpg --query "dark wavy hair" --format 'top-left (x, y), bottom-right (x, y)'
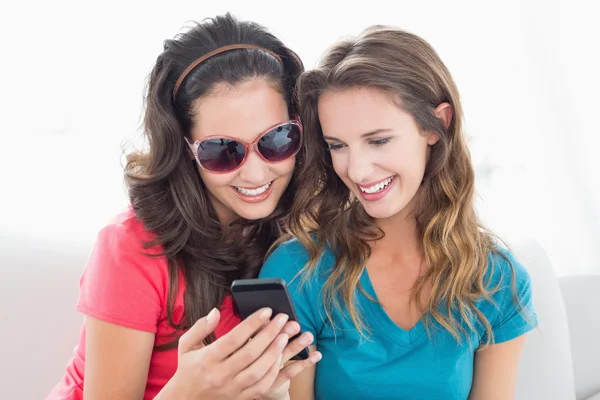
top-left (124, 13), bottom-right (304, 348)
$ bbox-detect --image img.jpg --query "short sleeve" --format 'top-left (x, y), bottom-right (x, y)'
top-left (259, 241), bottom-right (323, 343)
top-left (76, 222), bottom-right (165, 333)
top-left (482, 251), bottom-right (539, 344)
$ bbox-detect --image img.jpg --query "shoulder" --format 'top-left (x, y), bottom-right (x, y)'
top-left (84, 206), bottom-right (168, 285)
top-left (476, 247), bottom-right (538, 342)
top-left (259, 237), bottom-right (330, 336)
top-left (478, 247), bottom-right (536, 325)
top-left (104, 206), bottom-right (156, 242)
top-left (259, 236), bottom-right (335, 284)
top-left (96, 206), bottom-right (162, 257)
top-left (484, 248), bottom-right (532, 296)
top-left (77, 208), bottom-right (171, 332)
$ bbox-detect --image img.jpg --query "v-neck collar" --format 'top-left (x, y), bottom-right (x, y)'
top-left (359, 267), bottom-right (427, 346)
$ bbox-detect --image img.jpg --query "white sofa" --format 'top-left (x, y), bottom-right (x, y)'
top-left (0, 231), bottom-right (598, 399)
top-left (511, 239), bottom-right (600, 400)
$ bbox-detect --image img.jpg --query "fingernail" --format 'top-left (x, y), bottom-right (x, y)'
top-left (300, 332), bottom-right (313, 345)
top-left (310, 352), bottom-right (322, 362)
top-left (276, 314), bottom-right (289, 327)
top-left (284, 321), bottom-right (300, 335)
top-left (260, 308), bottom-right (273, 321)
top-left (207, 308), bottom-right (218, 323)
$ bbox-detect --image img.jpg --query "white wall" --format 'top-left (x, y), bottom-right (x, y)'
top-left (0, 1), bottom-right (598, 398)
top-left (1, 0), bottom-right (597, 275)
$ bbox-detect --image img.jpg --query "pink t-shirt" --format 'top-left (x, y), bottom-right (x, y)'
top-left (46, 208), bottom-right (242, 400)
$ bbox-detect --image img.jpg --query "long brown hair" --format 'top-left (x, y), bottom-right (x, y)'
top-left (285, 25), bottom-right (521, 345)
top-left (124, 13), bottom-right (304, 348)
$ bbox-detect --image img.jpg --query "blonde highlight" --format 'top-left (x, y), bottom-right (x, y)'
top-left (282, 25), bottom-right (528, 346)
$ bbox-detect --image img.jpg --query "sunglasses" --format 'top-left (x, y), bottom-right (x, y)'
top-left (185, 119), bottom-right (303, 173)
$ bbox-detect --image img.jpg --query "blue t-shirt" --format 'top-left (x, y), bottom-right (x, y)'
top-left (259, 238), bottom-right (538, 400)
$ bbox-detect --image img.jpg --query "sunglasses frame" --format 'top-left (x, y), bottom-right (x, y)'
top-left (185, 118), bottom-right (303, 174)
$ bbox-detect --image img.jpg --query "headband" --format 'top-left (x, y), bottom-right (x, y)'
top-left (172, 44), bottom-right (283, 98)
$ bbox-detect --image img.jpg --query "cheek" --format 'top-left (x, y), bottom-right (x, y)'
top-left (198, 170), bottom-right (237, 189)
top-left (402, 153), bottom-right (429, 186)
top-left (270, 158), bottom-right (296, 178)
top-left (389, 141), bottom-right (429, 175)
top-left (330, 153), bottom-right (348, 178)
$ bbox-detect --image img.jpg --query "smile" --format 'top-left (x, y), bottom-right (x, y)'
top-left (234, 181), bottom-right (272, 196)
top-left (358, 176), bottom-right (395, 194)
top-left (231, 181), bottom-right (275, 204)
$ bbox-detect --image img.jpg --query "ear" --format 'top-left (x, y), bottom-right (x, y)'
top-left (428, 102), bottom-right (453, 145)
top-left (434, 102), bottom-right (453, 130)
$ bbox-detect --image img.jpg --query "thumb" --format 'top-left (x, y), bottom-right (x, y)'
top-left (178, 308), bottom-right (220, 355)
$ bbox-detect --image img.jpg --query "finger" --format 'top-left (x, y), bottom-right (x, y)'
top-left (225, 313), bottom-right (290, 373)
top-left (233, 333), bottom-right (288, 389)
top-left (239, 353), bottom-right (283, 400)
top-left (178, 307), bottom-right (220, 355)
top-left (281, 321), bottom-right (301, 337)
top-left (207, 307), bottom-right (273, 360)
top-left (271, 350), bottom-right (322, 390)
top-left (249, 317), bottom-right (276, 339)
top-left (282, 331), bottom-right (313, 363)
top-left (252, 319), bottom-right (298, 342)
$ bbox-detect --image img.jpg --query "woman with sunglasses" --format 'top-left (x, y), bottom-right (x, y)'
top-left (260, 25), bottom-right (538, 399)
top-left (46, 13), bottom-right (320, 400)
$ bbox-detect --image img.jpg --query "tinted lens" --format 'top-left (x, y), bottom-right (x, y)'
top-left (257, 124), bottom-right (302, 162)
top-left (197, 138), bottom-right (246, 172)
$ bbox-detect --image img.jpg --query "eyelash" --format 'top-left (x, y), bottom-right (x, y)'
top-left (370, 138), bottom-right (391, 146)
top-left (327, 143), bottom-right (345, 151)
top-left (327, 138), bottom-right (392, 151)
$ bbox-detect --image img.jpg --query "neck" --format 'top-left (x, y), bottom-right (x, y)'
top-left (374, 213), bottom-right (421, 255)
top-left (370, 189), bottom-right (424, 261)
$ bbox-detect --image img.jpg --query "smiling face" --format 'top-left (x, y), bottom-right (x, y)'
top-left (190, 78), bottom-right (296, 224)
top-left (318, 86), bottom-right (442, 221)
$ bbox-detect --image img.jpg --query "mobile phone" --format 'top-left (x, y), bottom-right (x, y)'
top-left (231, 277), bottom-right (310, 360)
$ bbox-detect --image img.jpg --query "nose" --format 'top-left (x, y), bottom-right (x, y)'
top-left (346, 148), bottom-right (373, 184)
top-left (238, 148), bottom-right (269, 184)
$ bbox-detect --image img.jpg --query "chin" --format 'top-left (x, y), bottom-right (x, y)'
top-left (362, 206), bottom-right (398, 220)
top-left (233, 202), bottom-right (279, 221)
top-left (360, 198), bottom-right (409, 220)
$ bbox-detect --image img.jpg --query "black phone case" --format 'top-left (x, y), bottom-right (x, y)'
top-left (231, 278), bottom-right (310, 360)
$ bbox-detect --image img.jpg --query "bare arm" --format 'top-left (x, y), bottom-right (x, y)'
top-left (288, 345), bottom-right (317, 400)
top-left (83, 317), bottom-right (155, 400)
top-left (468, 335), bottom-right (527, 400)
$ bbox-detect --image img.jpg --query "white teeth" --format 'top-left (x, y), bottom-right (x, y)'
top-left (359, 176), bottom-right (394, 194)
top-left (235, 182), bottom-right (271, 196)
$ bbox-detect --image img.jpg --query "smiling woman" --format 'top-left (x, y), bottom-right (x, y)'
top-left (260, 24), bottom-right (538, 400)
top-left (182, 78), bottom-right (301, 223)
top-left (44, 13), bottom-right (321, 400)
top-left (319, 87), bottom-right (445, 218)
top-left (2, 3), bottom-right (600, 400)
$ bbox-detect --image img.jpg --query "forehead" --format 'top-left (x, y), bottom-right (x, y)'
top-left (190, 79), bottom-right (289, 142)
top-left (318, 87), bottom-right (413, 138)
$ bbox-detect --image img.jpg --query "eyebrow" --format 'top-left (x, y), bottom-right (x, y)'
top-left (322, 128), bottom-right (393, 141)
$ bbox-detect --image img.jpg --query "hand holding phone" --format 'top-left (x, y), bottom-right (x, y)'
top-left (160, 302), bottom-right (320, 400)
top-left (159, 307), bottom-right (292, 399)
top-left (231, 278), bottom-right (312, 360)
